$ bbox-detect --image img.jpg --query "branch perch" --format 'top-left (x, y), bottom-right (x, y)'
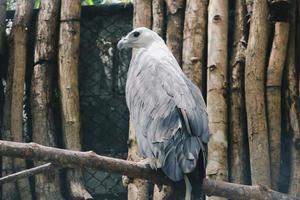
top-left (0, 140), bottom-right (299, 200)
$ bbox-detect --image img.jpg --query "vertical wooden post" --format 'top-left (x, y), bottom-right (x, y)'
top-left (206, 1), bottom-right (228, 199)
top-left (182, 0), bottom-right (207, 92)
top-left (245, 0), bottom-right (271, 187)
top-left (228, 0), bottom-right (249, 185)
top-left (1, 0), bottom-right (34, 199)
top-left (30, 0), bottom-right (64, 199)
top-left (0, 1), bottom-right (5, 199)
top-left (152, 0), bottom-right (164, 37)
top-left (0, 0), bottom-right (5, 56)
top-left (266, 22), bottom-right (289, 190)
top-left (125, 1), bottom-right (152, 200)
top-left (165, 0), bottom-right (185, 65)
top-left (287, 1), bottom-right (300, 196)
top-left (58, 0), bottom-right (92, 199)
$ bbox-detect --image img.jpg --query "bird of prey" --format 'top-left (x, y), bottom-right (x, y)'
top-left (118, 27), bottom-right (209, 200)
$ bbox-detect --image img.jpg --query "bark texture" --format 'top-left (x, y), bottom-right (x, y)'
top-left (287, 3), bottom-right (300, 196)
top-left (0, 0), bottom-right (5, 56)
top-left (229, 0), bottom-right (248, 185)
top-left (152, 0), bottom-right (164, 37)
top-left (266, 22), bottom-right (289, 190)
top-left (0, 140), bottom-right (299, 200)
top-left (182, 0), bottom-right (207, 91)
top-left (124, 123), bottom-right (150, 200)
top-left (206, 1), bottom-right (228, 199)
top-left (245, 0), bottom-right (271, 187)
top-left (30, 0), bottom-right (63, 199)
top-left (165, 0), bottom-right (185, 64)
top-left (1, 1), bottom-right (34, 199)
top-left (133, 0), bottom-right (152, 29)
top-left (0, 0), bottom-right (6, 158)
top-left (58, 1), bottom-right (92, 199)
top-left (128, 1), bottom-right (152, 200)
top-left (123, 0), bottom-right (152, 200)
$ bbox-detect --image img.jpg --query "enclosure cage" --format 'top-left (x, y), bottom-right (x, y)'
top-left (4, 4), bottom-right (133, 200)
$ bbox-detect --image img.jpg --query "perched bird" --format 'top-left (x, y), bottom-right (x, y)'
top-left (118, 27), bottom-right (209, 200)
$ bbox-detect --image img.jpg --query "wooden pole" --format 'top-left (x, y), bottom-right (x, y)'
top-left (0, 1), bottom-right (5, 199)
top-left (126, 1), bottom-right (152, 200)
top-left (0, 140), bottom-right (298, 200)
top-left (0, 0), bottom-right (5, 56)
top-left (228, 0), bottom-right (249, 185)
top-left (152, 0), bottom-right (164, 37)
top-left (245, 0), bottom-right (271, 187)
top-left (286, 1), bottom-right (300, 196)
top-left (266, 21), bottom-right (289, 190)
top-left (165, 0), bottom-right (185, 65)
top-left (1, 0), bottom-right (34, 199)
top-left (206, 1), bottom-right (228, 199)
top-left (58, 0), bottom-right (92, 199)
top-left (182, 0), bottom-right (207, 92)
top-left (30, 0), bottom-right (63, 199)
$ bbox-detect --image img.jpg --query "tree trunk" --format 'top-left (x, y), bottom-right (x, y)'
top-left (0, 0), bottom-right (5, 136)
top-left (0, 140), bottom-right (299, 200)
top-left (206, 1), bottom-right (228, 199)
top-left (182, 0), bottom-right (207, 92)
top-left (124, 123), bottom-right (150, 200)
top-left (229, 0), bottom-right (249, 185)
top-left (266, 22), bottom-right (289, 191)
top-left (286, 2), bottom-right (300, 196)
top-left (245, 0), bottom-right (271, 187)
top-left (1, 1), bottom-right (34, 199)
top-left (58, 1), bottom-right (92, 199)
top-left (152, 0), bottom-right (164, 37)
top-left (296, 0), bottom-right (300, 141)
top-left (30, 0), bottom-right (63, 199)
top-left (0, 1), bottom-right (5, 199)
top-left (0, 0), bottom-right (5, 56)
top-left (127, 1), bottom-right (152, 199)
top-left (165, 0), bottom-right (185, 65)
top-left (133, 0), bottom-right (152, 29)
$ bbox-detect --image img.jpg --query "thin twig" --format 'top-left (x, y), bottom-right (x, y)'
top-left (0, 163), bottom-right (54, 185)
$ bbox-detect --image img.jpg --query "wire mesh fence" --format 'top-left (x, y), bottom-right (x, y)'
top-left (79, 4), bottom-right (132, 200)
top-left (2, 4), bottom-right (132, 200)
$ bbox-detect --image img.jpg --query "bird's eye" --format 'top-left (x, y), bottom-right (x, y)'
top-left (133, 31), bottom-right (140, 38)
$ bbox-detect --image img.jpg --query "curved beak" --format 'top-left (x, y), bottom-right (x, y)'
top-left (117, 37), bottom-right (128, 50)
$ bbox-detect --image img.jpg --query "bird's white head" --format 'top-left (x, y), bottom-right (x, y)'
top-left (117, 27), bottom-right (164, 50)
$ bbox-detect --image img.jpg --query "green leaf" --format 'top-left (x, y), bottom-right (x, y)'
top-left (34, 0), bottom-right (41, 9)
top-left (84, 0), bottom-right (94, 5)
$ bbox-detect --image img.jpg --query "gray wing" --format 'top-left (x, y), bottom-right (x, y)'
top-left (126, 50), bottom-right (209, 181)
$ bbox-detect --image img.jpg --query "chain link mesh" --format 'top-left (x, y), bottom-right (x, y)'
top-left (79, 5), bottom-right (132, 199)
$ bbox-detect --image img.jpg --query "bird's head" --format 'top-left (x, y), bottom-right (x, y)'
top-left (117, 27), bottom-right (163, 50)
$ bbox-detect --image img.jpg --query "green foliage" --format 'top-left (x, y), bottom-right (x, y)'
top-left (34, 0), bottom-right (41, 9)
top-left (6, 0), bottom-right (15, 10)
top-left (81, 0), bottom-right (94, 5)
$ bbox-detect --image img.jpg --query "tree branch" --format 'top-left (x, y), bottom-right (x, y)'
top-left (0, 163), bottom-right (55, 185)
top-left (0, 140), bottom-right (299, 200)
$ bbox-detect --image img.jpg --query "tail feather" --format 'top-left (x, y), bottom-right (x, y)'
top-left (186, 147), bottom-right (206, 200)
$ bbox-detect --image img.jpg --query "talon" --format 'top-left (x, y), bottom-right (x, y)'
top-left (122, 175), bottom-right (133, 187)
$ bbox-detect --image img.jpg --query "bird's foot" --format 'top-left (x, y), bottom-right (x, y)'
top-left (139, 158), bottom-right (161, 170)
top-left (122, 175), bottom-right (133, 187)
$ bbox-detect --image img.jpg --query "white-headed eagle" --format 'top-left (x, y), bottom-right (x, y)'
top-left (118, 27), bottom-right (209, 200)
